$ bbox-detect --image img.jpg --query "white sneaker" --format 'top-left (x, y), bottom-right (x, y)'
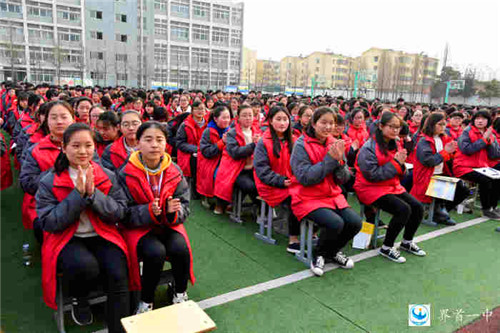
top-left (201, 197), bottom-right (210, 209)
top-left (135, 301), bottom-right (153, 314)
top-left (400, 242), bottom-right (427, 257)
top-left (379, 247), bottom-right (407, 263)
top-left (333, 251), bottom-right (354, 269)
top-left (172, 292), bottom-right (189, 304)
top-left (310, 255), bottom-right (325, 276)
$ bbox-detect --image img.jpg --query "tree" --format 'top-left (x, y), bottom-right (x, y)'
top-left (478, 79), bottom-right (500, 103)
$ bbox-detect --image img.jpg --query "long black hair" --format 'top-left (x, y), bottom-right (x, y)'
top-left (208, 105), bottom-right (232, 123)
top-left (266, 106), bottom-right (293, 158)
top-left (305, 106), bottom-right (336, 138)
top-left (422, 112), bottom-right (445, 137)
top-left (54, 123), bottom-right (94, 174)
top-left (375, 111), bottom-right (401, 154)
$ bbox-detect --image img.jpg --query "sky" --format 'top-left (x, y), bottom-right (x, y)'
top-left (240, 0), bottom-right (500, 78)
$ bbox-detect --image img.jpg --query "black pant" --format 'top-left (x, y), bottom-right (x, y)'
top-left (461, 164), bottom-right (500, 210)
top-left (58, 236), bottom-right (129, 333)
top-left (373, 192), bottom-right (424, 247)
top-left (216, 168), bottom-right (259, 207)
top-left (189, 154), bottom-right (198, 196)
top-left (305, 207), bottom-right (362, 258)
top-left (137, 228), bottom-right (190, 303)
top-left (279, 197), bottom-right (300, 237)
top-left (440, 180), bottom-right (470, 212)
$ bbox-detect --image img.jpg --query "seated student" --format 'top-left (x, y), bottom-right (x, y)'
top-left (251, 101), bottom-right (264, 131)
top-left (101, 111), bottom-right (142, 172)
top-left (20, 101), bottom-right (75, 240)
top-left (16, 102), bottom-right (49, 167)
top-left (411, 113), bottom-right (469, 225)
top-left (13, 94), bottom-right (43, 142)
top-left (74, 97), bottom-right (92, 124)
top-left (95, 111), bottom-right (120, 157)
top-left (346, 107), bottom-right (370, 149)
top-left (453, 110), bottom-right (500, 220)
top-left (175, 100), bottom-right (207, 197)
top-left (446, 111), bottom-right (465, 141)
top-left (197, 106), bottom-right (232, 210)
top-left (254, 106), bottom-right (301, 253)
top-left (292, 106), bottom-right (313, 139)
top-left (5, 91), bottom-right (28, 135)
top-left (214, 104), bottom-right (261, 213)
top-left (354, 111), bottom-right (426, 264)
top-left (89, 105), bottom-right (105, 129)
top-left (290, 107), bottom-right (362, 276)
top-left (0, 126), bottom-right (12, 190)
top-left (119, 122), bottom-right (194, 314)
top-left (36, 123), bottom-right (133, 332)
top-left (143, 101), bottom-right (155, 121)
top-left (407, 109), bottom-right (423, 135)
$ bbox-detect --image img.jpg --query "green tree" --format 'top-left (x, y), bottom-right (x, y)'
top-left (478, 79), bottom-right (500, 102)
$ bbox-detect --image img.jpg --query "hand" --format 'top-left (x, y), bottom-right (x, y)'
top-left (328, 140), bottom-right (345, 161)
top-left (167, 196), bottom-right (182, 213)
top-left (222, 132), bottom-right (228, 144)
top-left (483, 127), bottom-right (493, 141)
top-left (75, 166), bottom-right (86, 196)
top-left (85, 165), bottom-right (95, 196)
top-left (152, 198), bottom-right (162, 216)
top-left (394, 149), bottom-right (407, 164)
top-left (444, 141), bottom-right (457, 154)
top-left (252, 134), bottom-right (261, 143)
top-left (351, 139), bottom-right (359, 151)
top-left (284, 179), bottom-right (292, 187)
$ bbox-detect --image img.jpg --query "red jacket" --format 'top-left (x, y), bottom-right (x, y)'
top-left (446, 124), bottom-right (463, 141)
top-left (354, 139), bottom-right (406, 205)
top-left (196, 128), bottom-right (224, 198)
top-left (214, 123), bottom-right (252, 202)
top-left (21, 136), bottom-right (61, 229)
top-left (453, 126), bottom-right (498, 177)
top-left (0, 133), bottom-right (13, 190)
top-left (19, 111), bottom-right (35, 129)
top-left (177, 115), bottom-right (206, 177)
top-left (408, 120), bottom-right (420, 135)
top-left (410, 134), bottom-right (453, 203)
top-left (289, 134), bottom-right (349, 221)
top-left (119, 158), bottom-right (195, 289)
top-left (346, 124), bottom-right (369, 147)
top-left (254, 130), bottom-right (292, 207)
top-left (38, 162), bottom-right (135, 309)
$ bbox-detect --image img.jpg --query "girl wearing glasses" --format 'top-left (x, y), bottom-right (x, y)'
top-left (101, 111), bottom-right (142, 172)
top-left (354, 111), bottom-right (425, 264)
top-left (411, 113), bottom-right (469, 225)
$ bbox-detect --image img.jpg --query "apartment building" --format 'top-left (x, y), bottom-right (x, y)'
top-left (254, 59), bottom-right (279, 90)
top-left (0, 0), bottom-right (244, 89)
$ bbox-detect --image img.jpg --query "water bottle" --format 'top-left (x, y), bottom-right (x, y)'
top-left (22, 243), bottom-right (32, 266)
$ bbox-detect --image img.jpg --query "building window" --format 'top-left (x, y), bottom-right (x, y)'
top-left (27, 2), bottom-right (53, 18)
top-left (116, 73), bottom-right (128, 81)
top-left (90, 72), bottom-right (105, 80)
top-left (230, 51), bottom-right (240, 69)
top-left (154, 0), bottom-right (166, 11)
top-left (170, 45), bottom-right (189, 66)
top-left (90, 10), bottom-right (102, 19)
top-left (212, 27), bottom-right (229, 45)
top-left (193, 1), bottom-right (209, 20)
top-left (0, 0), bottom-right (22, 13)
top-left (154, 18), bottom-right (168, 37)
top-left (115, 14), bottom-right (127, 22)
top-left (116, 54), bottom-right (128, 62)
top-left (373, 56), bottom-right (379, 62)
top-left (89, 51), bottom-right (104, 60)
top-left (57, 6), bottom-right (81, 22)
top-left (211, 49), bottom-right (228, 68)
top-left (116, 34), bottom-right (127, 42)
top-left (91, 31), bottom-right (103, 40)
top-left (192, 24), bottom-right (209, 43)
top-left (230, 30), bottom-right (241, 46)
top-left (192, 47), bottom-right (209, 67)
top-left (231, 7), bottom-right (242, 26)
top-left (170, 21), bottom-right (189, 41)
top-left (171, 0), bottom-right (189, 18)
top-left (213, 4), bottom-right (229, 24)
top-left (58, 29), bottom-right (81, 43)
top-left (27, 24), bottom-right (54, 42)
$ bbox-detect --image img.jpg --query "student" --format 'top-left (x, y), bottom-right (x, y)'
top-left (95, 111), bottom-right (121, 157)
top-left (290, 107), bottom-right (362, 276)
top-left (16, 102), bottom-right (49, 167)
top-left (119, 122), bottom-right (194, 314)
top-left (354, 111), bottom-right (425, 264)
top-left (407, 109), bottom-right (423, 135)
top-left (143, 101), bottom-right (155, 121)
top-left (176, 95), bottom-right (191, 115)
top-left (292, 106), bottom-right (313, 139)
top-left (446, 111), bottom-right (465, 141)
top-left (20, 101), bottom-right (75, 239)
top-left (214, 104), bottom-right (261, 213)
top-left (89, 105), bottom-right (105, 129)
top-left (36, 123), bottom-right (133, 332)
top-left (396, 104), bottom-right (410, 121)
top-left (5, 91), bottom-right (28, 135)
top-left (175, 100), bottom-right (207, 196)
top-left (410, 113), bottom-right (469, 225)
top-left (254, 106), bottom-right (301, 253)
top-left (197, 106), bottom-right (231, 210)
top-left (0, 129), bottom-right (12, 190)
top-left (346, 108), bottom-right (370, 149)
top-left (101, 111), bottom-right (142, 172)
top-left (453, 110), bottom-right (500, 219)
top-left (13, 93), bottom-right (43, 142)
top-left (74, 97), bottom-right (92, 124)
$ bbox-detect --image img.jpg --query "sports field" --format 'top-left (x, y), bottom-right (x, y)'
top-left (1, 168), bottom-right (499, 333)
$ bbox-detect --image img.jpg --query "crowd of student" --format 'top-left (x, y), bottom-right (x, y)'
top-left (1, 81), bottom-right (499, 332)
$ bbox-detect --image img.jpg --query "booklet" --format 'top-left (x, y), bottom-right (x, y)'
top-left (473, 167), bottom-right (500, 179)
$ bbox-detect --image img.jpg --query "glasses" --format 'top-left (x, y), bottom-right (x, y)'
top-left (387, 125), bottom-right (401, 131)
top-left (436, 122), bottom-right (446, 127)
top-left (121, 121), bottom-right (141, 128)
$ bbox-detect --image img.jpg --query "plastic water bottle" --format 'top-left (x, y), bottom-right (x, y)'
top-left (22, 243), bottom-right (32, 266)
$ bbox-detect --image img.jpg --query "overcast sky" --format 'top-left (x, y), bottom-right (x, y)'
top-left (240, 0), bottom-right (500, 77)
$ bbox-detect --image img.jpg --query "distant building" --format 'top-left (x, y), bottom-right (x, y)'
top-left (0, 0), bottom-right (244, 89)
top-left (255, 59), bottom-right (279, 91)
top-left (239, 46), bottom-right (256, 88)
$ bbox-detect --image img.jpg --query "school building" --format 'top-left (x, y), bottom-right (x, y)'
top-left (0, 0), bottom-right (244, 89)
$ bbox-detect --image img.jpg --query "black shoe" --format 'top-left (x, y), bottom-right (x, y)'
top-left (286, 242), bottom-right (300, 254)
top-left (438, 217), bottom-right (456, 226)
top-left (71, 298), bottom-right (93, 326)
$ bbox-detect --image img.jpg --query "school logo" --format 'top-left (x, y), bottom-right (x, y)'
top-left (409, 304), bottom-right (431, 326)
